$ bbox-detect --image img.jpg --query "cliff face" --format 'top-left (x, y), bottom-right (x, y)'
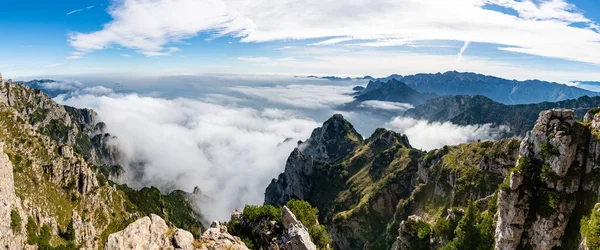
top-left (494, 109), bottom-right (600, 249)
top-left (265, 113), bottom-right (521, 249)
top-left (0, 78), bottom-right (204, 249)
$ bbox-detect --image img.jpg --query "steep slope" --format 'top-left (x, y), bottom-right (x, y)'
top-left (405, 95), bottom-right (600, 137)
top-left (395, 71), bottom-right (599, 104)
top-left (0, 77), bottom-right (204, 249)
top-left (354, 79), bottom-right (437, 106)
top-left (267, 108), bottom-right (600, 249)
top-left (265, 114), bottom-right (521, 249)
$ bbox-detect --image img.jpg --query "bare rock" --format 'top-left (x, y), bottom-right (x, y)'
top-left (200, 225), bottom-right (249, 250)
top-left (105, 214), bottom-right (173, 250)
top-left (173, 229), bottom-right (195, 250)
top-left (59, 145), bottom-right (74, 158)
top-left (282, 206), bottom-right (299, 229)
top-left (280, 224), bottom-right (317, 250)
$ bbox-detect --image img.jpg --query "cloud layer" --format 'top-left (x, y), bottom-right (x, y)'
top-left (231, 84), bottom-right (355, 109)
top-left (68, 0), bottom-right (600, 64)
top-left (58, 93), bottom-right (319, 220)
top-left (386, 117), bottom-right (509, 151)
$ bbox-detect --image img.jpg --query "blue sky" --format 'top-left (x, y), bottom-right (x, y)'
top-left (2, 0), bottom-right (600, 82)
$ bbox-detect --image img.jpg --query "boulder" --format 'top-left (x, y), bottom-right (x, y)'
top-left (173, 229), bottom-right (194, 250)
top-left (105, 214), bottom-right (175, 250)
top-left (280, 224), bottom-right (316, 250)
top-left (199, 225), bottom-right (249, 250)
top-left (282, 206), bottom-right (299, 229)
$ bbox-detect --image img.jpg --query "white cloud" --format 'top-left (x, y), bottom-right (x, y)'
top-left (386, 117), bottom-right (509, 151)
top-left (67, 0), bottom-right (600, 64)
top-left (458, 41), bottom-right (470, 60)
top-left (359, 100), bottom-right (414, 112)
top-left (34, 80), bottom-right (83, 91)
top-left (57, 93), bottom-right (319, 221)
top-left (230, 85), bottom-right (354, 109)
top-left (66, 5), bottom-right (94, 15)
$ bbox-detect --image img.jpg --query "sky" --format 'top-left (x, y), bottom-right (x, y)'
top-left (4, 0), bottom-right (600, 221)
top-left (2, 0), bottom-right (600, 82)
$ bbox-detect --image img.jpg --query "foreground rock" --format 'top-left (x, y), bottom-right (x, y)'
top-left (106, 214), bottom-right (249, 250)
top-left (280, 206), bottom-right (317, 250)
top-left (199, 221), bottom-right (248, 250)
top-left (495, 109), bottom-right (599, 249)
top-left (105, 214), bottom-right (179, 250)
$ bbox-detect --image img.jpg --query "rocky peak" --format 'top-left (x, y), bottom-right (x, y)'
top-left (495, 109), bottom-right (590, 249)
top-left (300, 114), bottom-right (362, 163)
top-left (368, 128), bottom-right (411, 149)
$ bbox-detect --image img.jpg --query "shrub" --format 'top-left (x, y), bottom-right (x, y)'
top-left (10, 209), bottom-right (21, 232)
top-left (64, 219), bottom-right (76, 241)
top-left (406, 219), bottom-right (431, 250)
top-left (583, 204), bottom-right (600, 249)
top-left (541, 142), bottom-right (559, 159)
top-left (26, 217), bottom-right (39, 244)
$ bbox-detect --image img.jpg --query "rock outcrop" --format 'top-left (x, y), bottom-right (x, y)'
top-left (105, 214), bottom-right (178, 250)
top-left (0, 143), bottom-right (26, 250)
top-left (391, 215), bottom-right (428, 250)
top-left (495, 109), bottom-right (592, 249)
top-left (199, 221), bottom-right (249, 250)
top-left (280, 206), bottom-right (317, 250)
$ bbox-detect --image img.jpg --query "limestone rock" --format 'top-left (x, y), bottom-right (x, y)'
top-left (105, 214), bottom-right (174, 250)
top-left (495, 109), bottom-right (588, 249)
top-left (282, 206), bottom-right (299, 229)
top-left (280, 224), bottom-right (316, 250)
top-left (72, 210), bottom-right (97, 249)
top-left (299, 114), bottom-right (362, 163)
top-left (200, 225), bottom-right (249, 250)
top-left (173, 229), bottom-right (195, 250)
top-left (0, 144), bottom-right (26, 249)
top-left (391, 215), bottom-right (427, 250)
top-left (279, 206), bottom-right (317, 250)
top-left (59, 145), bottom-right (74, 158)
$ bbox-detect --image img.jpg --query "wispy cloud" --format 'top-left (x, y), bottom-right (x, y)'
top-left (120, 54), bottom-right (132, 57)
top-left (66, 0), bottom-right (600, 65)
top-left (458, 41), bottom-right (470, 60)
top-left (66, 5), bottom-right (94, 15)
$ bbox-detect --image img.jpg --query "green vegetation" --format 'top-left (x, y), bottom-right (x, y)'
top-left (39, 119), bottom-right (72, 144)
top-left (115, 184), bottom-right (204, 237)
top-left (581, 204), bottom-right (600, 249)
top-left (73, 132), bottom-right (92, 161)
top-left (228, 200), bottom-right (331, 250)
top-left (540, 142), bottom-right (560, 159)
top-left (10, 209), bottom-right (21, 232)
top-left (287, 200), bottom-right (332, 248)
top-left (405, 218), bottom-right (432, 250)
top-left (441, 201), bottom-right (495, 250)
top-left (26, 217), bottom-right (77, 250)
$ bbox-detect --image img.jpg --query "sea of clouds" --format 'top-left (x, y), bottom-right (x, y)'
top-left (46, 75), bottom-right (506, 220)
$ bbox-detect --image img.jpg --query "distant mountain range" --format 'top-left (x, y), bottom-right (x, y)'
top-left (405, 95), bottom-right (600, 136)
top-left (317, 71), bottom-right (600, 105)
top-left (398, 71), bottom-right (600, 104)
top-left (353, 78), bottom-right (437, 106)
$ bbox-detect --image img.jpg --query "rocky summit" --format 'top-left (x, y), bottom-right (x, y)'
top-left (264, 109), bottom-right (600, 249)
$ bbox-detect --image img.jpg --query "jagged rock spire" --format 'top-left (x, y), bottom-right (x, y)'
top-left (300, 114), bottom-right (362, 163)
